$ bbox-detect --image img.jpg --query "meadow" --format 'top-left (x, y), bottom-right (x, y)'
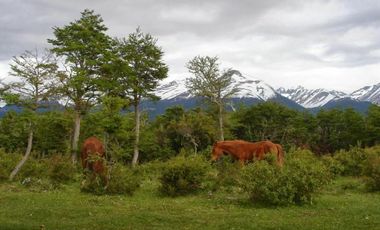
top-left (1, 176), bottom-right (380, 230)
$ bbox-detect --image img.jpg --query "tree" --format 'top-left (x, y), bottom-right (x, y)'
top-left (5, 49), bottom-right (58, 180)
top-left (48, 9), bottom-right (112, 163)
top-left (366, 105), bottom-right (380, 146)
top-left (112, 28), bottom-right (168, 166)
top-left (186, 56), bottom-right (239, 141)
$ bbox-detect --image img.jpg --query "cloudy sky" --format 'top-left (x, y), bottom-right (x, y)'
top-left (1, 0), bottom-right (379, 93)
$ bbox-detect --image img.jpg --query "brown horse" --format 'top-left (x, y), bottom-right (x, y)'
top-left (81, 137), bottom-right (108, 183)
top-left (211, 140), bottom-right (284, 166)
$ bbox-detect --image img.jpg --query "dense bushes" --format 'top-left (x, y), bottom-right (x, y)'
top-left (333, 147), bottom-right (368, 176)
top-left (0, 150), bottom-right (20, 181)
top-left (159, 155), bottom-right (211, 196)
top-left (361, 147), bottom-right (380, 191)
top-left (48, 155), bottom-right (77, 184)
top-left (211, 158), bottom-right (242, 192)
top-left (81, 163), bottom-right (141, 195)
top-left (241, 151), bottom-right (331, 205)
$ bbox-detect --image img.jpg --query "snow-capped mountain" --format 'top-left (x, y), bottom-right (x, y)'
top-left (155, 70), bottom-right (278, 101)
top-left (277, 86), bottom-right (348, 108)
top-left (350, 83), bottom-right (380, 105)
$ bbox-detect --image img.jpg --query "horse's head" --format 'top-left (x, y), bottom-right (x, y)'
top-left (211, 142), bottom-right (223, 161)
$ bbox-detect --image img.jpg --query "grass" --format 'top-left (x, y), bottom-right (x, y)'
top-left (0, 177), bottom-right (380, 230)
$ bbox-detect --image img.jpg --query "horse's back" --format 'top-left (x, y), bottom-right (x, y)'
top-left (81, 137), bottom-right (105, 169)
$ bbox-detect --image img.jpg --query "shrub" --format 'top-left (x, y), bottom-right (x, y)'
top-left (211, 158), bottom-right (242, 193)
top-left (241, 150), bottom-right (331, 205)
top-left (18, 157), bottom-right (49, 180)
top-left (321, 155), bottom-right (344, 177)
top-left (0, 150), bottom-right (20, 181)
top-left (80, 173), bottom-right (106, 195)
top-left (138, 160), bottom-right (165, 180)
top-left (362, 154), bottom-right (380, 191)
top-left (106, 163), bottom-right (141, 195)
top-left (81, 163), bottom-right (141, 195)
top-left (333, 147), bottom-right (368, 176)
top-left (159, 155), bottom-right (211, 196)
top-left (285, 157), bottom-right (331, 204)
top-left (48, 155), bottom-right (77, 184)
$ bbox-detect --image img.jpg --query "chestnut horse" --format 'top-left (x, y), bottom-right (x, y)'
top-left (81, 137), bottom-right (108, 183)
top-left (211, 140), bottom-right (284, 166)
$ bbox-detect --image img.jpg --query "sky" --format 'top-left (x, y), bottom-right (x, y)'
top-left (0, 0), bottom-right (379, 93)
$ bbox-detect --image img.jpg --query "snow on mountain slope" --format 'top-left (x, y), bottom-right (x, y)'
top-left (155, 80), bottom-right (191, 100)
top-left (155, 70), bottom-right (277, 101)
top-left (277, 86), bottom-right (347, 108)
top-left (350, 83), bottom-right (380, 105)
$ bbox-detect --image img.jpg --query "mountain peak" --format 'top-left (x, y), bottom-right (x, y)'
top-left (277, 86), bottom-right (348, 108)
top-left (350, 83), bottom-right (380, 105)
top-left (155, 71), bottom-right (277, 101)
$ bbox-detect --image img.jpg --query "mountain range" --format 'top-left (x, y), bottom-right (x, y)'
top-left (149, 71), bottom-right (379, 115)
top-left (0, 71), bottom-right (379, 117)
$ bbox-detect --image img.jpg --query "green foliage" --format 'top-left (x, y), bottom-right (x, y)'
top-left (48, 155), bottom-right (77, 184)
top-left (232, 102), bottom-right (318, 150)
top-left (211, 159), bottom-right (242, 192)
top-left (0, 150), bottom-right (20, 181)
top-left (366, 105), bottom-right (380, 146)
top-left (159, 155), bottom-right (211, 196)
top-left (317, 109), bottom-right (366, 153)
top-left (106, 163), bottom-right (141, 195)
top-left (361, 148), bottom-right (380, 191)
top-left (81, 163), bottom-right (141, 195)
top-left (321, 155), bottom-right (344, 177)
top-left (333, 147), bottom-right (368, 176)
top-left (34, 112), bottom-right (72, 155)
top-left (152, 106), bottom-right (216, 156)
top-left (241, 150), bottom-right (331, 205)
top-left (80, 173), bottom-right (106, 195)
top-left (48, 10), bottom-right (112, 105)
top-left (112, 28), bottom-right (168, 103)
top-left (186, 56), bottom-right (239, 140)
top-left (18, 157), bottom-right (49, 180)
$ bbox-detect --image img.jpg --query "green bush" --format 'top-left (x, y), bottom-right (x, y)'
top-left (0, 150), bottom-right (20, 181)
top-left (241, 150), bottom-right (331, 205)
top-left (138, 160), bottom-right (165, 180)
top-left (211, 158), bottom-right (242, 193)
top-left (48, 155), bottom-right (77, 184)
top-left (81, 173), bottom-right (106, 195)
top-left (333, 147), bottom-right (368, 176)
top-left (159, 155), bottom-right (211, 196)
top-left (18, 157), bottom-right (49, 180)
top-left (81, 163), bottom-right (141, 195)
top-left (106, 163), bottom-right (141, 195)
top-left (321, 155), bottom-right (344, 177)
top-left (362, 154), bottom-right (380, 191)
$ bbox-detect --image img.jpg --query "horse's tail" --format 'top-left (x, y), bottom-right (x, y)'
top-left (275, 144), bottom-right (284, 166)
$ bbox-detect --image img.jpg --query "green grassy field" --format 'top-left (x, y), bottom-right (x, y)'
top-left (1, 177), bottom-right (379, 230)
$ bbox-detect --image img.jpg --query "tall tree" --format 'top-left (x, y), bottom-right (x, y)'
top-left (186, 56), bottom-right (239, 141)
top-left (47, 9), bottom-right (112, 163)
top-left (5, 49), bottom-right (58, 180)
top-left (112, 28), bottom-right (168, 166)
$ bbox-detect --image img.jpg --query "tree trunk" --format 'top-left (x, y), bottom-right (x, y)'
top-left (218, 103), bottom-right (224, 141)
top-left (71, 111), bottom-right (81, 164)
top-left (9, 126), bottom-right (34, 181)
top-left (132, 104), bottom-right (140, 167)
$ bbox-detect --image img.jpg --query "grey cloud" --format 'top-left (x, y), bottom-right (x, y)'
top-left (0, 0), bottom-right (380, 92)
